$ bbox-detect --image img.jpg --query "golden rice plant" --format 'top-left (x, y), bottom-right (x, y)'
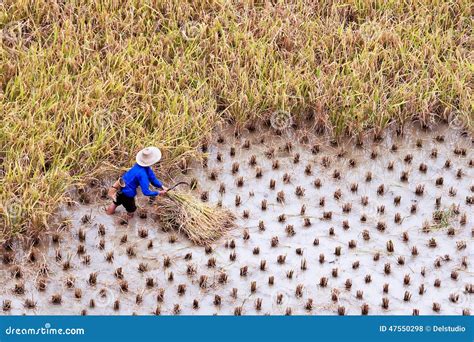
top-left (1, 0), bottom-right (472, 239)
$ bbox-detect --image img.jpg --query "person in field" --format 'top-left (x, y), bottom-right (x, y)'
top-left (106, 146), bottom-right (167, 220)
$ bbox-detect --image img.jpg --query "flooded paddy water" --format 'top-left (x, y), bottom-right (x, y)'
top-left (1, 125), bottom-right (473, 315)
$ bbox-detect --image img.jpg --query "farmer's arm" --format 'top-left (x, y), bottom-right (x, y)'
top-left (146, 167), bottom-right (164, 189)
top-left (139, 173), bottom-right (159, 197)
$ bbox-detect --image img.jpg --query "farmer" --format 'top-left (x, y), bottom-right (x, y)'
top-left (106, 146), bottom-right (167, 220)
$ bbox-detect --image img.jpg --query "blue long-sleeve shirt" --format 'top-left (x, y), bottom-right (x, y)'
top-left (120, 163), bottom-right (163, 198)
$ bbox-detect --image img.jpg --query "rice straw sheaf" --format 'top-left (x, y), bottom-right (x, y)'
top-left (155, 192), bottom-right (236, 245)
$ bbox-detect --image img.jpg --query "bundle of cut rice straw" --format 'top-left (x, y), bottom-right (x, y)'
top-left (154, 191), bottom-right (236, 245)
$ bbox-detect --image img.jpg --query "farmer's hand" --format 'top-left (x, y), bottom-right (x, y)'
top-left (158, 189), bottom-right (168, 196)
